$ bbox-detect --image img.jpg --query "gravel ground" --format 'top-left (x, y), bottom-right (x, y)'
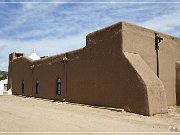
top-left (0, 95), bottom-right (180, 135)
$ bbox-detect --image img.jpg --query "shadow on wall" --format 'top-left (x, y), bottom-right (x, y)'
top-left (176, 61), bottom-right (180, 106)
top-left (17, 95), bottom-right (124, 113)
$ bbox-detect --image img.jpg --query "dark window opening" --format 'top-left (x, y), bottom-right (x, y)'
top-left (36, 80), bottom-right (39, 94)
top-left (15, 53), bottom-right (24, 57)
top-left (57, 79), bottom-right (61, 95)
top-left (22, 80), bottom-right (24, 93)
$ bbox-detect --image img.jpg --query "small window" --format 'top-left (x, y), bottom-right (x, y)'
top-left (57, 79), bottom-right (61, 95)
top-left (36, 80), bottom-right (39, 94)
top-left (22, 80), bottom-right (24, 93)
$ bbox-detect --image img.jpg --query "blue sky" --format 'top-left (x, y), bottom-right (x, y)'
top-left (0, 0), bottom-right (180, 71)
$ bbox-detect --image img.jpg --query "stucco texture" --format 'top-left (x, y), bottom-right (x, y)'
top-left (8, 21), bottom-right (180, 115)
top-left (122, 22), bottom-right (180, 105)
top-left (9, 56), bottom-right (33, 96)
top-left (32, 54), bottom-right (66, 100)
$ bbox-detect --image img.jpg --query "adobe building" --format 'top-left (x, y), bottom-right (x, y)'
top-left (7, 22), bottom-right (180, 116)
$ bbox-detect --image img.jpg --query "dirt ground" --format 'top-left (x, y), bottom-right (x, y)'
top-left (0, 95), bottom-right (180, 135)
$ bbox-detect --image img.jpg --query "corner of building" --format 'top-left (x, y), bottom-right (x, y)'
top-left (124, 52), bottom-right (168, 115)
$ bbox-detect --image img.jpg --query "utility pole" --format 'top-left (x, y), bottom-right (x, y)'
top-left (155, 33), bottom-right (163, 78)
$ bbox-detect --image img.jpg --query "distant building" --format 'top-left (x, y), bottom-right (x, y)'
top-left (0, 79), bottom-right (8, 95)
top-left (7, 22), bottom-right (180, 115)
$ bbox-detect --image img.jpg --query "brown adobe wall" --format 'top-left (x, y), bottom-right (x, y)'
top-left (66, 23), bottom-right (167, 115)
top-left (10, 56), bottom-right (33, 96)
top-left (124, 52), bottom-right (167, 115)
top-left (32, 54), bottom-right (67, 100)
top-left (176, 61), bottom-right (180, 105)
top-left (8, 52), bottom-right (24, 90)
top-left (7, 53), bottom-right (14, 90)
top-left (122, 22), bottom-right (180, 105)
top-left (7, 21), bottom-right (169, 115)
top-left (30, 49), bottom-right (83, 100)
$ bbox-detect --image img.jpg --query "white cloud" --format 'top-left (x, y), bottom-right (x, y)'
top-left (0, 2), bottom-right (180, 71)
top-left (140, 6), bottom-right (180, 36)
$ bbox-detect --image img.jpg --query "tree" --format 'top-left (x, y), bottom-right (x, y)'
top-left (0, 74), bottom-right (7, 80)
